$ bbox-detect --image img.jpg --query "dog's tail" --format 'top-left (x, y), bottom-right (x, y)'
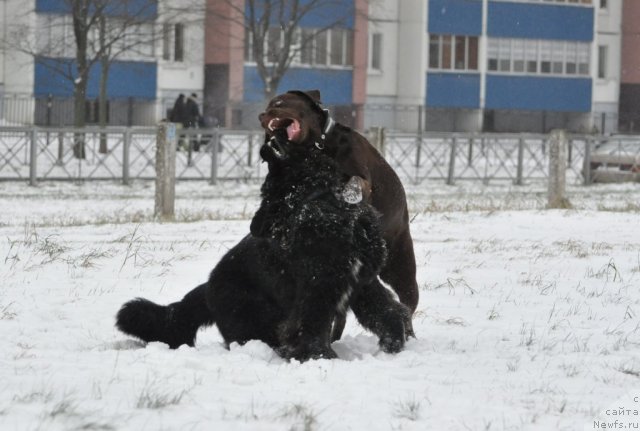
top-left (115, 283), bottom-right (215, 349)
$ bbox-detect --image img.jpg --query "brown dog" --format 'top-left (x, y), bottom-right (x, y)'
top-left (258, 90), bottom-right (419, 338)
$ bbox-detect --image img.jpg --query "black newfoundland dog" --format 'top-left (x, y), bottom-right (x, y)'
top-left (116, 93), bottom-right (411, 361)
top-left (258, 91), bottom-right (419, 340)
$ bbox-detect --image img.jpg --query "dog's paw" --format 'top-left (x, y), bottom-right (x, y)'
top-left (379, 333), bottom-right (405, 354)
top-left (277, 341), bottom-right (338, 362)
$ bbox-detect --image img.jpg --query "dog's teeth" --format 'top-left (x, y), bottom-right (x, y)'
top-left (268, 118), bottom-right (279, 131)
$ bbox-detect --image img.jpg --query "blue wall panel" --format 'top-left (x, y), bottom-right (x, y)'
top-left (244, 67), bottom-right (353, 105)
top-left (486, 75), bottom-right (591, 112)
top-left (36, 0), bottom-right (157, 18)
top-left (488, 2), bottom-right (593, 41)
top-left (426, 73), bottom-right (481, 109)
top-left (428, 0), bottom-right (482, 36)
top-left (35, 58), bottom-right (157, 99)
top-left (246, 0), bottom-right (354, 29)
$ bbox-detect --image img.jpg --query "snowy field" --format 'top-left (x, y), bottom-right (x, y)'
top-left (0, 179), bottom-right (639, 431)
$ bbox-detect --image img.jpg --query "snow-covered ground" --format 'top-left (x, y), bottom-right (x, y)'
top-left (0, 180), bottom-right (639, 431)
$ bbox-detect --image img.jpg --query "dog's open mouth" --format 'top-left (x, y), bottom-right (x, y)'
top-left (267, 136), bottom-right (286, 159)
top-left (267, 117), bottom-right (301, 142)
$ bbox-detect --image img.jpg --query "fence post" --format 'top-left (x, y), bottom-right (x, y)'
top-left (583, 136), bottom-right (593, 186)
top-left (29, 128), bottom-right (38, 186)
top-left (447, 137), bottom-right (457, 185)
top-left (515, 137), bottom-right (524, 186)
top-left (123, 129), bottom-right (131, 186)
top-left (56, 131), bottom-right (64, 165)
top-left (155, 122), bottom-right (177, 221)
top-left (210, 129), bottom-right (219, 185)
top-left (247, 133), bottom-right (254, 167)
top-left (548, 129), bottom-right (571, 209)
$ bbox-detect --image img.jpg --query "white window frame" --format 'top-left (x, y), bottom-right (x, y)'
top-left (489, 0), bottom-right (592, 6)
top-left (428, 34), bottom-right (479, 72)
top-left (597, 45), bottom-right (607, 79)
top-left (162, 22), bottom-right (185, 63)
top-left (486, 37), bottom-right (591, 78)
top-left (245, 27), bottom-right (353, 69)
top-left (369, 32), bottom-right (383, 72)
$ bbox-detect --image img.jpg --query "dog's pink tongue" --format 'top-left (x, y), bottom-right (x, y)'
top-left (286, 120), bottom-right (301, 141)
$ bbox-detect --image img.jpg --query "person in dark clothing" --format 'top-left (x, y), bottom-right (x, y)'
top-left (169, 94), bottom-right (186, 124)
top-left (185, 93), bottom-right (202, 151)
top-left (185, 93), bottom-right (201, 129)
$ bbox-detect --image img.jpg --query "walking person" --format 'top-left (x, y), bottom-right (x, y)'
top-left (169, 93), bottom-right (186, 125)
top-left (185, 93), bottom-right (202, 151)
top-left (170, 94), bottom-right (188, 150)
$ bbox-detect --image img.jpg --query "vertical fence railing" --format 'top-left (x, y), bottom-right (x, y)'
top-left (29, 128), bottom-right (37, 186)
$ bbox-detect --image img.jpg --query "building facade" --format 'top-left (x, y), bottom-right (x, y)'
top-left (0, 0), bottom-right (625, 133)
top-left (619, 0), bottom-right (640, 132)
top-left (204, 0), bottom-right (368, 129)
top-left (0, 0), bottom-right (204, 126)
top-left (367, 0), bottom-right (621, 133)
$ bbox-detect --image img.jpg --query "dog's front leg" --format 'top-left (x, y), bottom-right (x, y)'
top-left (349, 279), bottom-right (412, 354)
top-left (277, 278), bottom-right (345, 362)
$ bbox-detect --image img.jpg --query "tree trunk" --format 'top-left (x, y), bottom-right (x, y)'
top-left (98, 15), bottom-right (109, 154)
top-left (73, 78), bottom-right (87, 159)
top-left (72, 0), bottom-right (89, 159)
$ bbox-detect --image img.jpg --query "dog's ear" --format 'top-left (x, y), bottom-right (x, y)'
top-left (304, 90), bottom-right (322, 104)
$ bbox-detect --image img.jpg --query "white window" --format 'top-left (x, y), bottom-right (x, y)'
top-left (429, 34), bottom-right (479, 71)
top-left (37, 14), bottom-right (74, 58)
top-left (525, 39), bottom-right (538, 73)
top-left (597, 45), bottom-right (607, 78)
top-left (552, 42), bottom-right (564, 74)
top-left (162, 23), bottom-right (184, 62)
top-left (110, 20), bottom-right (155, 60)
top-left (577, 43), bottom-right (590, 75)
top-left (498, 39), bottom-right (511, 72)
top-left (370, 33), bottom-right (382, 71)
top-left (487, 38), bottom-right (498, 71)
top-left (489, 0), bottom-right (592, 5)
top-left (245, 27), bottom-right (352, 68)
top-left (487, 37), bottom-right (590, 78)
top-left (512, 39), bottom-right (525, 72)
top-left (539, 40), bottom-right (552, 74)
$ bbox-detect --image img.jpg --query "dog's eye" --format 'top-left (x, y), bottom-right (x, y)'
top-left (274, 100), bottom-right (283, 107)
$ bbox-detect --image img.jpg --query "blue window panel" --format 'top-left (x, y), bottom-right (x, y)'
top-left (486, 75), bottom-right (591, 112)
top-left (488, 2), bottom-right (593, 41)
top-left (246, 0), bottom-right (354, 29)
top-left (426, 73), bottom-right (481, 109)
top-left (428, 0), bottom-right (482, 36)
top-left (244, 66), bottom-right (353, 105)
top-left (35, 58), bottom-right (157, 99)
top-left (36, 0), bottom-right (157, 19)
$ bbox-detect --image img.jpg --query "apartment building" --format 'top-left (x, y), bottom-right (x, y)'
top-left (0, 0), bottom-right (624, 132)
top-left (619, 0), bottom-right (640, 131)
top-left (204, 0), bottom-right (368, 128)
top-left (367, 0), bottom-right (621, 133)
top-left (0, 0), bottom-right (204, 125)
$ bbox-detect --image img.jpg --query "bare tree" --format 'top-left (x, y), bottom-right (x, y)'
top-left (5, 0), bottom-right (162, 155)
top-left (209, 0), bottom-right (358, 100)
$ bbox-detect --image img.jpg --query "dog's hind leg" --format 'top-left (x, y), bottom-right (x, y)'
top-left (209, 278), bottom-right (285, 351)
top-left (380, 228), bottom-right (419, 315)
top-left (349, 279), bottom-right (412, 354)
top-left (116, 282), bottom-right (215, 349)
top-left (330, 312), bottom-right (347, 343)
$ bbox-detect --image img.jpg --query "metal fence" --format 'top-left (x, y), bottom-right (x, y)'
top-left (1, 126), bottom-right (639, 185)
top-left (0, 93), bottom-right (628, 134)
